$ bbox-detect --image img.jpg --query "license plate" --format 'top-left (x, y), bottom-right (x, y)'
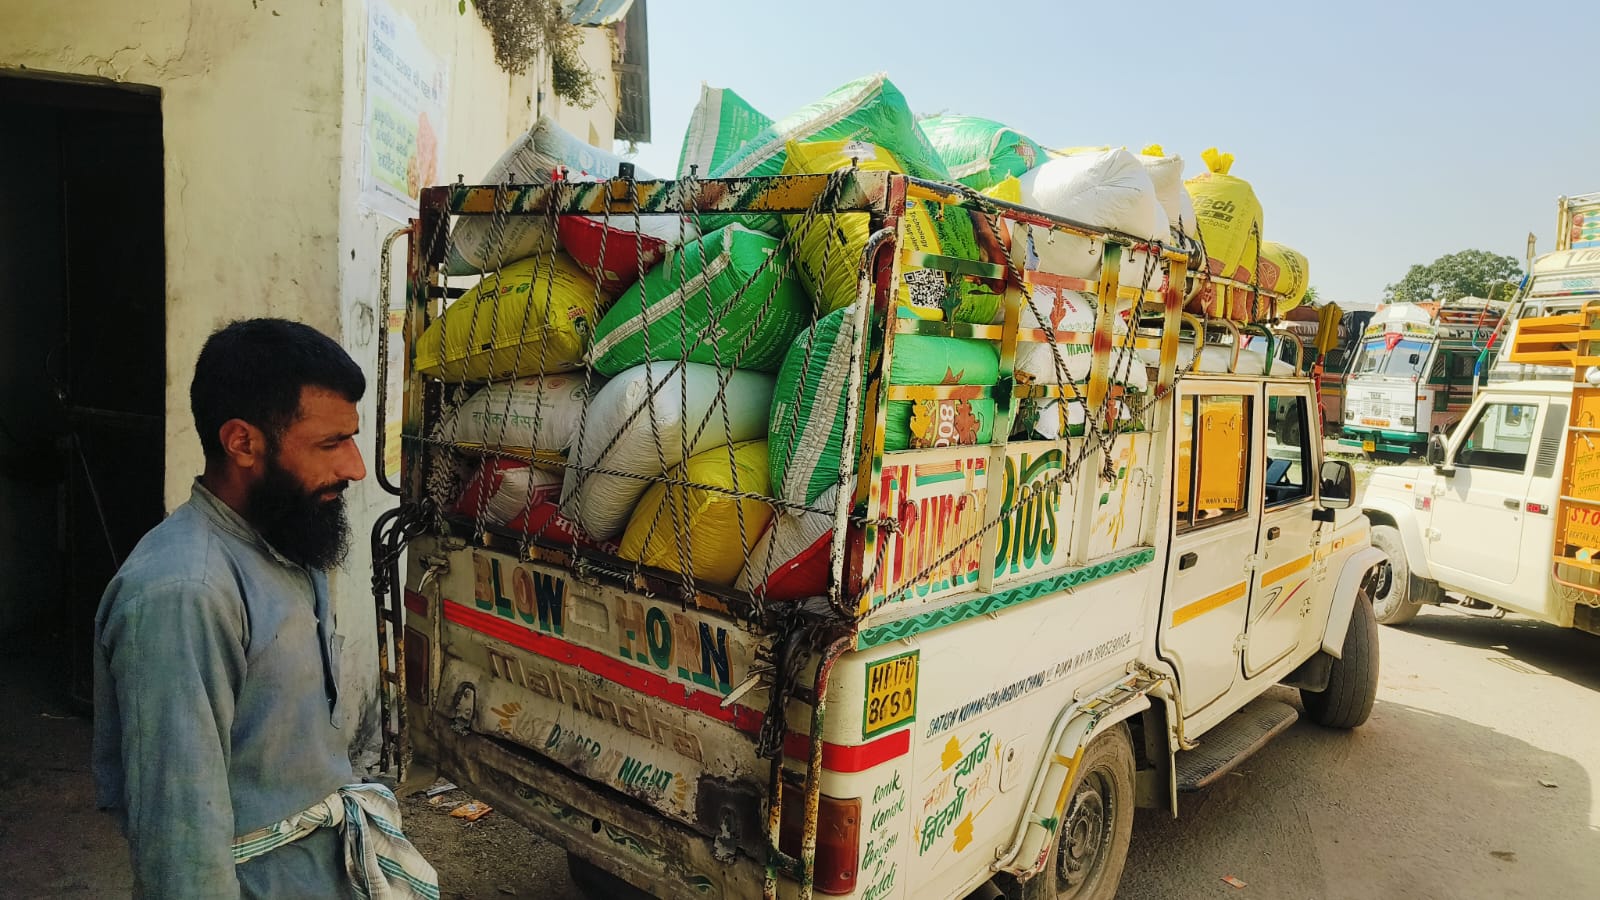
top-left (1362, 440), bottom-right (1376, 453)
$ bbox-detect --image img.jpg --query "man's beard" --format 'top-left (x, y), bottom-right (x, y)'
top-left (246, 453), bottom-right (352, 570)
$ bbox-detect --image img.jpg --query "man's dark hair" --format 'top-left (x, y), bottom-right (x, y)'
top-left (191, 319), bottom-right (366, 461)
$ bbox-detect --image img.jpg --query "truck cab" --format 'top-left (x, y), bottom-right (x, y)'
top-left (1339, 300), bottom-right (1504, 457)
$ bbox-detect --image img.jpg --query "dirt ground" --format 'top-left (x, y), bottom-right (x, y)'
top-left (402, 785), bottom-right (581, 900)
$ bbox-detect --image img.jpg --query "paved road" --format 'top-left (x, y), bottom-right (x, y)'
top-left (1115, 607), bottom-right (1600, 899)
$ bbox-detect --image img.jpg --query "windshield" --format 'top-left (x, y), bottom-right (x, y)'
top-left (1354, 337), bottom-right (1429, 378)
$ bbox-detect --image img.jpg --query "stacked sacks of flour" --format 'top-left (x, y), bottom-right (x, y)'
top-left (1183, 147), bottom-right (1309, 321)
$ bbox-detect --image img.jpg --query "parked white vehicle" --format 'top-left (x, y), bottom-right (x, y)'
top-left (1362, 377), bottom-right (1600, 635)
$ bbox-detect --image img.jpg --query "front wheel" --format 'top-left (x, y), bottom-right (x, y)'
top-left (1302, 588), bottom-right (1380, 728)
top-left (1370, 524), bottom-right (1436, 625)
top-left (1021, 724), bottom-right (1136, 900)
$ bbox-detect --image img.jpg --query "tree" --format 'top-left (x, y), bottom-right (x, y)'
top-left (1383, 250), bottom-right (1522, 304)
top-left (1301, 284), bottom-right (1320, 307)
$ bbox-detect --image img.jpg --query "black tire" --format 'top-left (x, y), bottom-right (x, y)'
top-left (1020, 724), bottom-right (1136, 900)
top-left (1369, 524), bottom-right (1435, 626)
top-left (1302, 589), bottom-right (1380, 728)
top-left (567, 852), bottom-right (655, 900)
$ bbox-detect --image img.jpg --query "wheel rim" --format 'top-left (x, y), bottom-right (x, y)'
top-left (1371, 566), bottom-right (1402, 617)
top-left (1055, 767), bottom-right (1115, 897)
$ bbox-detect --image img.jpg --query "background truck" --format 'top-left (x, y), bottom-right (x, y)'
top-left (374, 165), bottom-right (1386, 900)
top-left (1339, 297), bottom-right (1506, 457)
top-left (1489, 192), bottom-right (1600, 385)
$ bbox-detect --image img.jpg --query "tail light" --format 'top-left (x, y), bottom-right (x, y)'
top-left (779, 780), bottom-right (861, 895)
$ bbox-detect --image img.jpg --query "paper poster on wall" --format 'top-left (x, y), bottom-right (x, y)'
top-left (362, 0), bottom-right (448, 222)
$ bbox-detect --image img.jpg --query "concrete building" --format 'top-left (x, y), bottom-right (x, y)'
top-left (0, 0), bottom-right (648, 761)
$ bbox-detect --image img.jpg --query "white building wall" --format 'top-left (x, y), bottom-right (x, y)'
top-left (1, 0), bottom-right (625, 762)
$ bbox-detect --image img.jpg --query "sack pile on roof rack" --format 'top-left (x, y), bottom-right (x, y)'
top-left (412, 73), bottom-right (1310, 601)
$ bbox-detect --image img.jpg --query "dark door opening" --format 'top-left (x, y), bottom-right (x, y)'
top-left (0, 72), bottom-right (166, 709)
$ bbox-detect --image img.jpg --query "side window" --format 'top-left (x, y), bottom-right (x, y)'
top-left (1456, 402), bottom-right (1537, 473)
top-left (1266, 395), bottom-right (1312, 506)
top-left (1177, 394), bottom-right (1252, 532)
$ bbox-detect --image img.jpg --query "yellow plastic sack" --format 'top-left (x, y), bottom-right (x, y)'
top-left (1258, 241), bottom-right (1310, 310)
top-left (984, 175), bottom-right (1022, 204)
top-left (415, 252), bottom-right (599, 382)
top-left (1184, 147), bottom-right (1263, 283)
top-left (619, 440), bottom-right (775, 586)
top-left (781, 139), bottom-right (944, 318)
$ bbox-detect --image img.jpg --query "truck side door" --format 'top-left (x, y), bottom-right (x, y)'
top-left (1160, 384), bottom-right (1260, 717)
top-left (1428, 398), bottom-right (1542, 592)
top-left (1244, 386), bottom-right (1319, 676)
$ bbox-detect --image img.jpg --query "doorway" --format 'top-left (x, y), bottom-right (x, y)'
top-left (0, 71), bottom-right (166, 708)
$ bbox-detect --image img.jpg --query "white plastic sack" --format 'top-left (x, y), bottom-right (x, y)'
top-left (1014, 287), bottom-right (1128, 385)
top-left (443, 374), bottom-right (599, 455)
top-left (1134, 343), bottom-right (1292, 376)
top-left (446, 117), bottom-right (655, 275)
top-left (454, 461), bottom-right (564, 525)
top-left (560, 362), bottom-right (775, 540)
top-left (1015, 150), bottom-right (1167, 280)
top-left (1137, 153), bottom-right (1197, 238)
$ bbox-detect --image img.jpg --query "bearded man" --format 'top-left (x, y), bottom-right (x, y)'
top-left (92, 319), bottom-right (436, 899)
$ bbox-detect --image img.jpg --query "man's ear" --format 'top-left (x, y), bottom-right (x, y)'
top-left (218, 419), bottom-right (268, 470)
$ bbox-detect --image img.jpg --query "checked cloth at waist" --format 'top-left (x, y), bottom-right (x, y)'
top-left (232, 782), bottom-right (439, 900)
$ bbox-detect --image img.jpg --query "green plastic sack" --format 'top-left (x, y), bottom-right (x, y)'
top-left (678, 85), bottom-right (773, 178)
top-left (769, 306), bottom-right (999, 505)
top-left (703, 74), bottom-right (950, 236)
top-left (712, 74), bottom-right (950, 182)
top-left (884, 398), bottom-right (996, 450)
top-left (588, 224), bottom-right (811, 376)
top-left (918, 115), bottom-right (1046, 191)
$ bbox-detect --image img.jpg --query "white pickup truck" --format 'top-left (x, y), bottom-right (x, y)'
top-left (1362, 376), bottom-right (1600, 635)
top-left (1363, 381), bottom-right (1570, 626)
top-left (379, 167), bottom-right (1390, 900)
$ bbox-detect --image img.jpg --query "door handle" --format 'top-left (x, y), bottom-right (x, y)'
top-left (1504, 498), bottom-right (1521, 509)
top-left (1266, 526), bottom-right (1281, 541)
top-left (1178, 552), bottom-right (1198, 570)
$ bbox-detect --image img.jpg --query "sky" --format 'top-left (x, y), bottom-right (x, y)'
top-left (615, 0), bottom-right (1600, 308)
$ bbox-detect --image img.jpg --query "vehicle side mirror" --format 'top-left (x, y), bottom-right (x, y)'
top-left (1318, 459), bottom-right (1355, 510)
top-left (1426, 434), bottom-right (1452, 474)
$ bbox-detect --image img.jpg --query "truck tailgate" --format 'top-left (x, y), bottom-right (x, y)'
top-left (423, 541), bottom-right (774, 845)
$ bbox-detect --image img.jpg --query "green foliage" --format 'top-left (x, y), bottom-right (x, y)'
top-left (1383, 250), bottom-right (1522, 304)
top-left (470, 0), bottom-right (600, 108)
top-left (1302, 284), bottom-right (1320, 307)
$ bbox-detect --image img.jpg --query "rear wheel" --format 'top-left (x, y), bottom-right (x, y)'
top-left (1302, 588), bottom-right (1380, 728)
top-left (1021, 724), bottom-right (1136, 900)
top-left (1370, 524), bottom-right (1435, 626)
